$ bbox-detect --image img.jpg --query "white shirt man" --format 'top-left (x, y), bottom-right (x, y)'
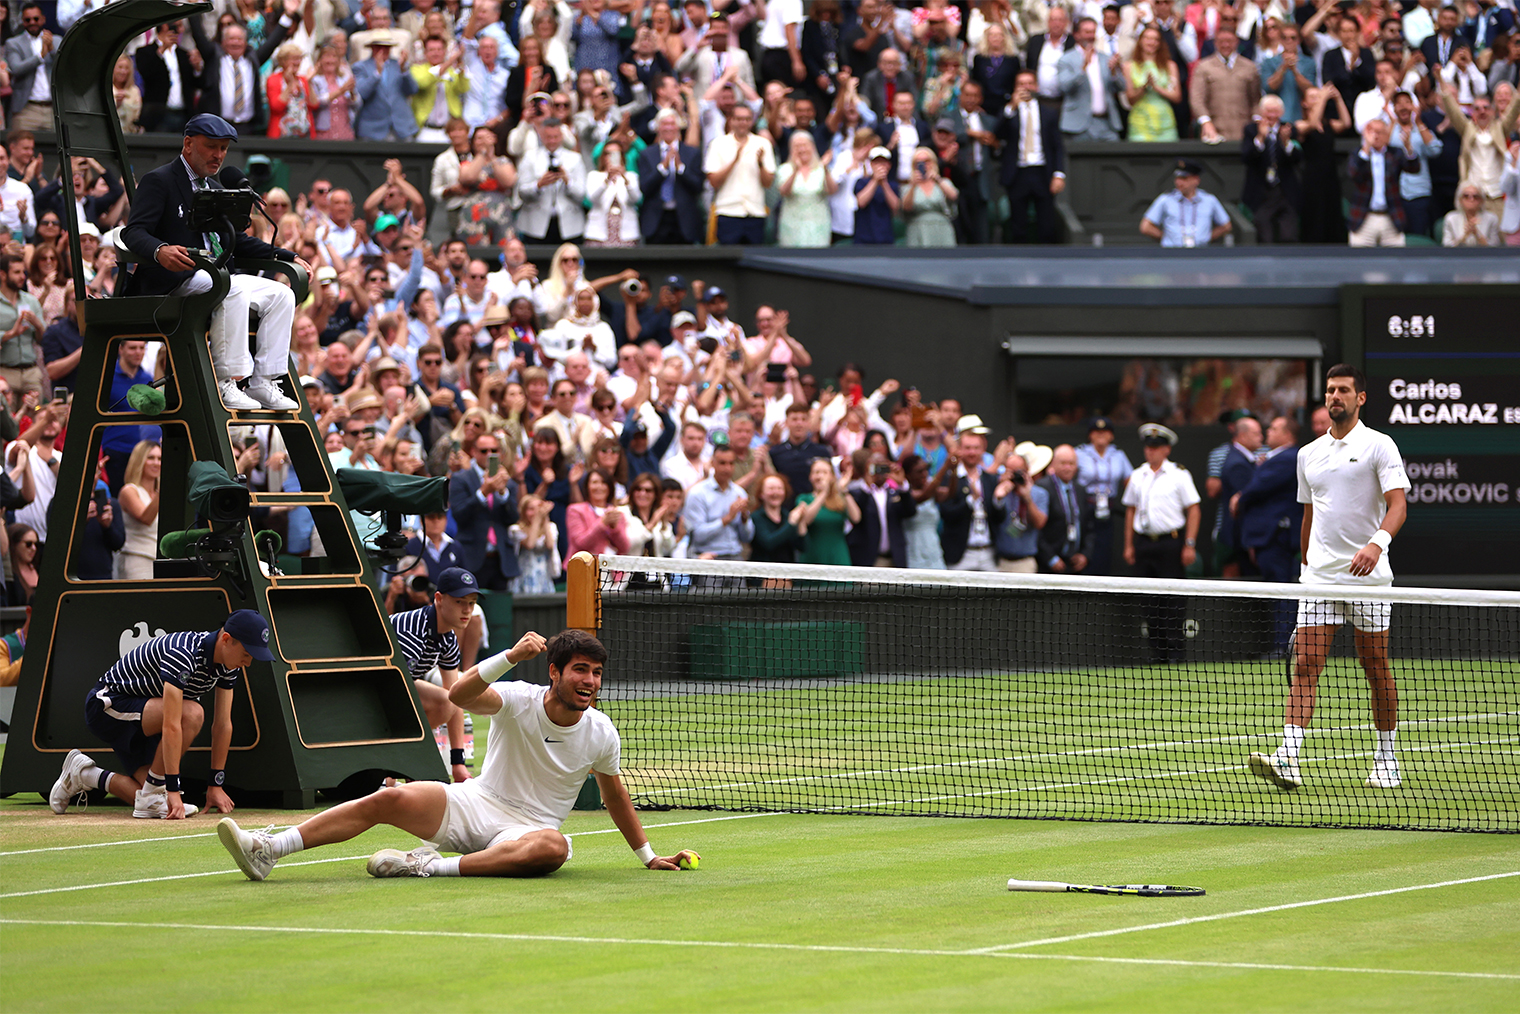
top-left (1122, 456), bottom-right (1199, 536)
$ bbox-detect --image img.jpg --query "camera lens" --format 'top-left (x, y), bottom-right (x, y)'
top-left (409, 575), bottom-right (434, 594)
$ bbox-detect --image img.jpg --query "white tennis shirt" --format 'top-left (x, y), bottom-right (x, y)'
top-left (478, 681), bottom-right (621, 829)
top-left (1297, 420), bottom-right (1410, 586)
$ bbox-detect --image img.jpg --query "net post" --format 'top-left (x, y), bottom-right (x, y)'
top-left (566, 551), bottom-right (600, 634)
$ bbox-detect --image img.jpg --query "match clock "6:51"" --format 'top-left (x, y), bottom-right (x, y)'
top-left (1386, 315), bottom-right (1436, 338)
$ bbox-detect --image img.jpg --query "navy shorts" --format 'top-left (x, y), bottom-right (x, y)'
top-left (83, 687), bottom-right (160, 773)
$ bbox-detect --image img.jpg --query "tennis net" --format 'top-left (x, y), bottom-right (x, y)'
top-left (579, 554), bottom-right (1520, 833)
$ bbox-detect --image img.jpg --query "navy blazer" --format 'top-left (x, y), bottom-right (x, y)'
top-left (994, 100), bottom-right (1065, 187)
top-left (1234, 447), bottom-right (1301, 549)
top-left (847, 484), bottom-right (917, 568)
top-left (1240, 121), bottom-right (1301, 209)
top-left (1036, 476), bottom-right (1096, 571)
top-left (938, 470), bottom-right (1006, 567)
top-left (448, 469), bottom-right (521, 580)
top-left (972, 53), bottom-right (1022, 112)
top-left (1321, 45), bottom-right (1375, 111)
top-left (1216, 445), bottom-right (1257, 551)
top-left (189, 11), bottom-right (292, 132)
top-left (120, 158), bottom-right (290, 297)
top-left (636, 141), bottom-right (705, 243)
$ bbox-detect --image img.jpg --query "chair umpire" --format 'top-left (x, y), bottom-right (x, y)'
top-left (120, 113), bottom-right (303, 412)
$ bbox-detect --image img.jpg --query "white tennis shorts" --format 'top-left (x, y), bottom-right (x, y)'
top-left (426, 779), bottom-right (571, 857)
top-left (1295, 596), bottom-right (1392, 633)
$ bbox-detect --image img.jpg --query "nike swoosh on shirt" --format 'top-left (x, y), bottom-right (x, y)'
top-left (544, 737), bottom-right (562, 743)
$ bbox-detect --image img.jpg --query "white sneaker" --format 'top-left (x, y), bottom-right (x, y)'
top-left (217, 817), bottom-right (278, 881)
top-left (1365, 755), bottom-right (1401, 789)
top-left (245, 377), bottom-right (298, 411)
top-left (1248, 751), bottom-right (1303, 790)
top-left (132, 784), bottom-right (200, 819)
top-left (218, 378), bottom-right (262, 412)
top-left (367, 845), bottom-right (440, 878)
top-left (48, 749), bottom-right (94, 814)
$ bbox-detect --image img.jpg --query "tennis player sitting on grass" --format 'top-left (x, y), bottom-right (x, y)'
top-left (1248, 364), bottom-right (1410, 791)
top-left (50, 610), bottom-right (272, 820)
top-left (218, 629), bottom-right (698, 880)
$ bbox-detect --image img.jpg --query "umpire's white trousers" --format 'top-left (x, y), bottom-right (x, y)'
top-left (173, 271), bottom-right (295, 381)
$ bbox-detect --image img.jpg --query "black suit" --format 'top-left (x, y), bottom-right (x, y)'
top-left (972, 53), bottom-right (1021, 113)
top-left (938, 470), bottom-right (1006, 567)
top-left (135, 43), bottom-right (201, 132)
top-left (1024, 34), bottom-right (1076, 96)
top-left (995, 100), bottom-right (1065, 243)
top-left (1419, 33), bottom-right (1462, 77)
top-left (1036, 476), bottom-right (1095, 572)
top-left (189, 11), bottom-right (293, 134)
top-left (120, 158), bottom-right (288, 297)
top-left (1321, 45), bottom-right (1375, 113)
top-left (637, 140), bottom-right (705, 244)
top-left (1241, 121), bottom-right (1302, 242)
top-left (847, 484), bottom-right (916, 568)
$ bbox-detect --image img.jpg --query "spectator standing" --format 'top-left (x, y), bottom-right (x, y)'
top-left (1322, 14), bottom-right (1376, 115)
top-left (998, 69), bottom-right (1066, 243)
top-left (506, 495), bottom-right (562, 593)
top-left (4, 523), bottom-right (39, 604)
top-left (266, 43), bottom-right (311, 139)
top-left (572, 0), bottom-right (622, 76)
top-left (706, 104), bottom-right (776, 245)
top-left (1354, 58), bottom-right (1401, 132)
top-left (136, 20), bottom-right (199, 135)
top-left (8, 403), bottom-right (60, 546)
top-left (1121, 424), bottom-right (1201, 664)
top-left (1215, 415), bottom-right (1263, 577)
top-left (40, 282), bottom-right (81, 394)
top-left (1390, 89), bottom-right (1444, 236)
top-left (1059, 17), bottom-right (1124, 142)
top-left (461, 32), bottom-right (512, 133)
top-left (189, 0), bottom-right (298, 135)
top-left (676, 13), bottom-right (755, 98)
top-left (411, 36), bottom-right (469, 144)
top-left (1242, 96), bottom-right (1303, 243)
top-left (76, 480), bottom-right (126, 582)
top-left (1232, 414), bottom-right (1303, 650)
top-left (1075, 416), bottom-right (1131, 575)
top-left (940, 420), bottom-right (1004, 572)
top-left (790, 456), bottom-right (858, 566)
top-left (116, 441), bottom-right (161, 580)
top-left (101, 339), bottom-right (161, 493)
top-left (1442, 180), bottom-right (1503, 243)
top-left (775, 131), bottom-right (836, 247)
top-left (973, 23), bottom-right (1023, 114)
top-left (684, 444), bottom-right (753, 562)
top-left (992, 450), bottom-right (1049, 574)
top-left (861, 48), bottom-right (916, 123)
top-left (516, 119), bottom-right (587, 243)
top-left (1192, 16), bottom-right (1261, 142)
top-left (637, 109), bottom-right (705, 244)
top-left (1027, 6), bottom-right (1075, 101)
top-left (450, 431), bottom-right (520, 590)
top-left (900, 452), bottom-right (951, 570)
top-left (1296, 84), bottom-right (1353, 243)
top-left (1038, 444), bottom-right (1094, 574)
top-left (1439, 82), bottom-right (1520, 218)
top-left (1347, 118), bottom-right (1421, 246)
top-left (900, 146), bottom-right (958, 246)
top-left (308, 43), bottom-right (359, 141)
top-left (5, 3), bottom-right (55, 133)
top-left (567, 467), bottom-right (630, 556)
top-left (0, 146), bottom-right (30, 239)
top-left (0, 251), bottom-right (44, 406)
top-left (749, 473), bottom-right (802, 564)
top-left (1141, 158), bottom-right (1232, 246)
top-left (584, 143), bottom-right (642, 247)
top-left (1502, 139), bottom-right (1520, 244)
top-left (1260, 21), bottom-right (1317, 122)
top-left (353, 33), bottom-right (420, 142)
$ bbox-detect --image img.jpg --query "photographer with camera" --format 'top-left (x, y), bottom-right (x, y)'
top-left (119, 115), bottom-right (307, 413)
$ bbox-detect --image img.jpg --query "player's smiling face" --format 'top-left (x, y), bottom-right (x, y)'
top-left (550, 655), bottom-right (603, 713)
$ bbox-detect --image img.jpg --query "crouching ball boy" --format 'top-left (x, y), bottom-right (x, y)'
top-left (218, 629), bottom-right (698, 879)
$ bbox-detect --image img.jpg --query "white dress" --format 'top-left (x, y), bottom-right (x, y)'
top-left (116, 483), bottom-right (158, 580)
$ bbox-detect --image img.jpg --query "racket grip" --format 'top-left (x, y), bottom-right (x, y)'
top-left (1007, 879), bottom-right (1070, 892)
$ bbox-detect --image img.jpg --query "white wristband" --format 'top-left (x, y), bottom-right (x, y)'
top-left (1369, 529), bottom-right (1392, 551)
top-left (634, 843), bottom-right (656, 866)
top-left (477, 651), bottom-right (516, 683)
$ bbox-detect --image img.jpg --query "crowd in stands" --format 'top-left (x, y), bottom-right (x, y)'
top-left (0, 0), bottom-right (1513, 247)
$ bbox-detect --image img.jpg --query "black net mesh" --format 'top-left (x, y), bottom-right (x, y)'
top-left (590, 556), bottom-right (1520, 832)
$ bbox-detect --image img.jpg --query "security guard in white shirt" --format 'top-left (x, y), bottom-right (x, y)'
top-left (1122, 423), bottom-right (1201, 663)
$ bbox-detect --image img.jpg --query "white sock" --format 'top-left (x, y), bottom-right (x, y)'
top-left (269, 828), bottom-right (306, 859)
top-left (1282, 725), bottom-right (1305, 761)
top-left (142, 771), bottom-right (166, 792)
top-left (426, 855), bottom-right (462, 877)
top-left (1377, 729), bottom-right (1397, 759)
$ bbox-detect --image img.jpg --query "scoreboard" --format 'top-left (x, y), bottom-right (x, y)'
top-left (1342, 286), bottom-right (1520, 580)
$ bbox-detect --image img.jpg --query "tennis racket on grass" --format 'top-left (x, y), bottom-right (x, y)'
top-left (1007, 879), bottom-right (1205, 897)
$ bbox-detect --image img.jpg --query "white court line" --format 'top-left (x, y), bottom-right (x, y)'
top-left (0, 918), bottom-right (1514, 981)
top-left (968, 870), bottom-right (1520, 953)
top-left (0, 812), bottom-right (789, 896)
top-left (0, 831), bottom-right (224, 857)
top-left (635, 712), bottom-right (1520, 799)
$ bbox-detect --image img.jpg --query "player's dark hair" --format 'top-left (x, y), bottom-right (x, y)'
top-left (1325, 363), bottom-right (1365, 394)
top-left (547, 629), bottom-right (608, 672)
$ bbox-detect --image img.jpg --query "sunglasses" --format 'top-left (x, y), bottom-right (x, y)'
top-left (420, 358), bottom-right (443, 366)
top-left (346, 428), bottom-right (375, 437)
top-left (475, 445), bottom-right (499, 454)
top-left (19, 539), bottom-right (38, 547)
top-left (314, 186), bottom-right (331, 194)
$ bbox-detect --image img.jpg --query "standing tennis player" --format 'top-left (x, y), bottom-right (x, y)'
top-left (1249, 365), bottom-right (1410, 790)
top-left (218, 629), bottom-right (698, 880)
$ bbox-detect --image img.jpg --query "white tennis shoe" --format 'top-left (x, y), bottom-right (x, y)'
top-left (1248, 751), bottom-right (1302, 789)
top-left (218, 817), bottom-right (278, 881)
top-left (48, 749), bottom-right (94, 814)
top-left (244, 377), bottom-right (299, 411)
top-left (1365, 755), bottom-right (1401, 789)
top-left (367, 846), bottom-right (440, 878)
top-left (218, 378), bottom-right (262, 412)
top-left (132, 784), bottom-right (199, 819)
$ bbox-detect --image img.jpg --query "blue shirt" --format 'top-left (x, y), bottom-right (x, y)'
top-left (682, 477), bottom-right (755, 557)
top-left (1143, 188), bottom-right (1230, 247)
top-left (1257, 53), bottom-right (1317, 122)
top-left (1365, 148), bottom-right (1389, 211)
top-left (1390, 125), bottom-right (1443, 200)
top-left (853, 175), bottom-right (899, 244)
top-left (1075, 442), bottom-right (1133, 513)
top-left (572, 10), bottom-right (623, 73)
top-left (996, 483), bottom-right (1049, 559)
top-left (102, 360), bottom-right (162, 458)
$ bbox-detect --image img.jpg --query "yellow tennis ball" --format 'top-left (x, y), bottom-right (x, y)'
top-left (678, 851), bottom-right (700, 870)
